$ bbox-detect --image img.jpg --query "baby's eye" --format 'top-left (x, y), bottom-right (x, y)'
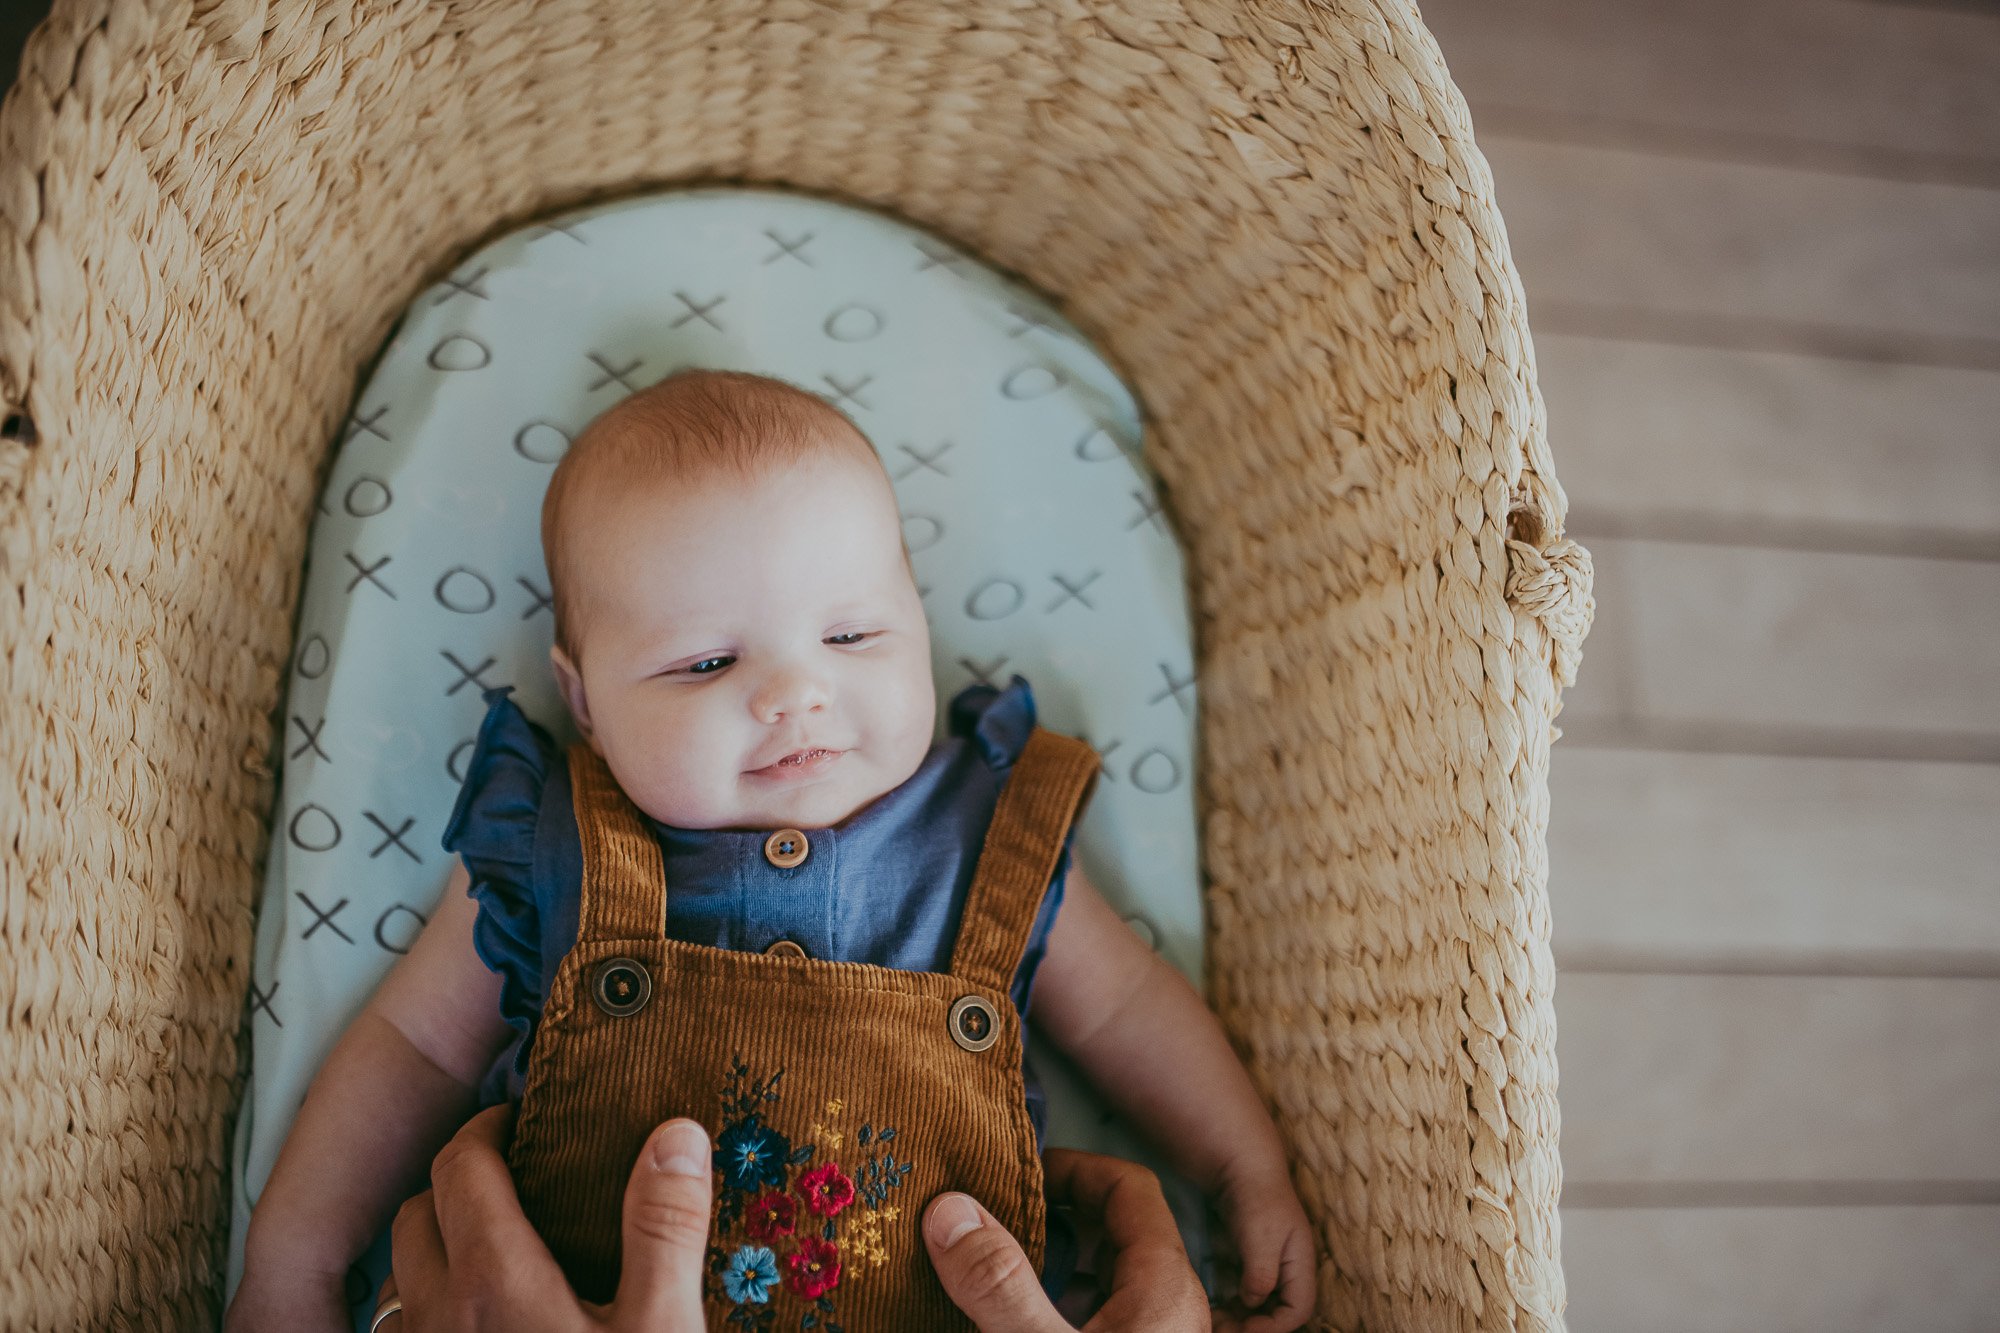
top-left (683, 655), bottom-right (735, 675)
top-left (826, 631), bottom-right (872, 646)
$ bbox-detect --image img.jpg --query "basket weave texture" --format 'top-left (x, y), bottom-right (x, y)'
top-left (0, 1), bottom-right (1594, 1328)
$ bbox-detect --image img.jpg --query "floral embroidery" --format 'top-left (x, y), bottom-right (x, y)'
top-left (808, 1099), bottom-right (846, 1150)
top-left (724, 1246), bottom-right (780, 1305)
top-left (705, 1059), bottom-right (916, 1332)
top-left (797, 1162), bottom-right (855, 1217)
top-left (841, 1203), bottom-right (901, 1272)
top-left (716, 1114), bottom-right (792, 1194)
top-left (785, 1235), bottom-right (843, 1300)
top-left (746, 1191), bottom-right (797, 1241)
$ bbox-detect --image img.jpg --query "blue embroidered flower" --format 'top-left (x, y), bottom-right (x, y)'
top-left (722, 1244), bottom-right (779, 1305)
top-left (715, 1113), bottom-right (792, 1193)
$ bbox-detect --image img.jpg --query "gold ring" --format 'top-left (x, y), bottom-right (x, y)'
top-left (368, 1295), bottom-right (403, 1332)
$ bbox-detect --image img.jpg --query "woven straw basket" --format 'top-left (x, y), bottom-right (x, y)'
top-left (0, 0), bottom-right (1594, 1328)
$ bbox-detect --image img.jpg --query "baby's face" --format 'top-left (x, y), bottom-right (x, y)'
top-left (550, 448), bottom-right (937, 832)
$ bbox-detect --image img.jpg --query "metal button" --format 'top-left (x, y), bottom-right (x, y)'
top-left (591, 956), bottom-right (651, 1017)
top-left (948, 994), bottom-right (1000, 1052)
top-left (763, 938), bottom-right (808, 960)
top-left (763, 827), bottom-right (809, 868)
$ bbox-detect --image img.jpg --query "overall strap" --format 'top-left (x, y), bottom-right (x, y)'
top-left (949, 726), bottom-right (1101, 993)
top-left (567, 743), bottom-right (670, 943)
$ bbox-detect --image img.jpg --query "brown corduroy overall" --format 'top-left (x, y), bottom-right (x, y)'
top-left (505, 724), bottom-right (1101, 1330)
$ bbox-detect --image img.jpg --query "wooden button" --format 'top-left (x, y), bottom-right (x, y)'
top-left (591, 956), bottom-right (651, 1017)
top-left (948, 995), bottom-right (1000, 1052)
top-left (763, 828), bottom-right (809, 868)
top-left (763, 938), bottom-right (808, 960)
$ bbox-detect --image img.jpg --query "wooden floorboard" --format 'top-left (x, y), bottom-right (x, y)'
top-left (1562, 1205), bottom-right (2000, 1333)
top-left (1559, 538), bottom-right (2000, 743)
top-left (1547, 748), bottom-right (2000, 962)
top-left (1422, 0), bottom-right (2000, 181)
top-left (1484, 136), bottom-right (2000, 347)
top-left (1536, 334), bottom-right (2000, 548)
top-left (1557, 974), bottom-right (2000, 1183)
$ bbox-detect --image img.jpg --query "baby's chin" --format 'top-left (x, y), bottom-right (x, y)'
top-left (750, 769), bottom-right (906, 830)
top-left (647, 770), bottom-right (897, 832)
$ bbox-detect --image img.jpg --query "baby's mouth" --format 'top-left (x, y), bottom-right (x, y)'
top-left (751, 747), bottom-right (846, 778)
top-left (774, 748), bottom-right (835, 767)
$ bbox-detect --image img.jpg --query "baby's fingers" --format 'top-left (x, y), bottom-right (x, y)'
top-left (1235, 1227), bottom-right (1317, 1333)
top-left (1231, 1211), bottom-right (1293, 1310)
top-left (1238, 1237), bottom-right (1279, 1310)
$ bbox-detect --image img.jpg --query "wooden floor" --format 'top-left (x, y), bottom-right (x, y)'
top-left (1416, 1), bottom-right (2000, 1328)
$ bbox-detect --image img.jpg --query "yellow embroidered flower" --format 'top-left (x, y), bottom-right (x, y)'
top-left (810, 1099), bottom-right (848, 1150)
top-left (843, 1199), bottom-right (904, 1272)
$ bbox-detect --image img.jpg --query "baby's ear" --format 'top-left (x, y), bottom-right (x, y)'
top-left (549, 643), bottom-right (596, 742)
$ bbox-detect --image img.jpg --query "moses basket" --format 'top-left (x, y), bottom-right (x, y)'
top-left (0, 0), bottom-right (1594, 1327)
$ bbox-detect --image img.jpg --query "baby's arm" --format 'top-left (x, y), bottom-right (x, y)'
top-left (228, 861), bottom-right (514, 1330)
top-left (1029, 862), bottom-right (1316, 1332)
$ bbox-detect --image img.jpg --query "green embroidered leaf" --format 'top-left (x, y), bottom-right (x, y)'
top-left (858, 1124), bottom-right (872, 1146)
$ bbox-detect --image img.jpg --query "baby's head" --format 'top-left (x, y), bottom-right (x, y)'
top-left (542, 368), bottom-right (936, 832)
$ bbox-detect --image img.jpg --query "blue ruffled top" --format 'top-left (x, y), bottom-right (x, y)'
top-left (440, 674), bottom-right (1073, 1146)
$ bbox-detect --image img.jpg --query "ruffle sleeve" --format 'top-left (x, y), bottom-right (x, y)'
top-left (440, 685), bottom-right (558, 1085)
top-left (947, 672), bottom-right (1037, 770)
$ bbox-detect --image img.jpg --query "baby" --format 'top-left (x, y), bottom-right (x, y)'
top-left (229, 369), bottom-right (1314, 1330)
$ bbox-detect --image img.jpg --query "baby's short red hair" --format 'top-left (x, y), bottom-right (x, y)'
top-left (541, 368), bottom-right (886, 669)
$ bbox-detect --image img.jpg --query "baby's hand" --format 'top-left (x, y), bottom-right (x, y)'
top-left (1212, 1166), bottom-right (1317, 1333)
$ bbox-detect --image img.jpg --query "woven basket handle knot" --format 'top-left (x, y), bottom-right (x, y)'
top-left (0, 394), bottom-right (35, 515)
top-left (1504, 504), bottom-right (1594, 688)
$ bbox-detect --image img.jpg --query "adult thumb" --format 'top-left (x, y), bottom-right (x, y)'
top-left (609, 1119), bottom-right (713, 1330)
top-left (923, 1193), bottom-right (1069, 1333)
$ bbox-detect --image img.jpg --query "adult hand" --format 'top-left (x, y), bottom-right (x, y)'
top-left (374, 1103), bottom-right (711, 1331)
top-left (922, 1148), bottom-right (1209, 1332)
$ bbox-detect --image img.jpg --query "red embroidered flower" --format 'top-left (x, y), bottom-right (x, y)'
top-left (784, 1235), bottom-right (842, 1299)
top-left (745, 1190), bottom-right (796, 1241)
top-left (797, 1162), bottom-right (855, 1217)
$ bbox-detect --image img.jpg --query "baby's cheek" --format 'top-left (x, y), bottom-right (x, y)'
top-left (627, 754), bottom-right (723, 827)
